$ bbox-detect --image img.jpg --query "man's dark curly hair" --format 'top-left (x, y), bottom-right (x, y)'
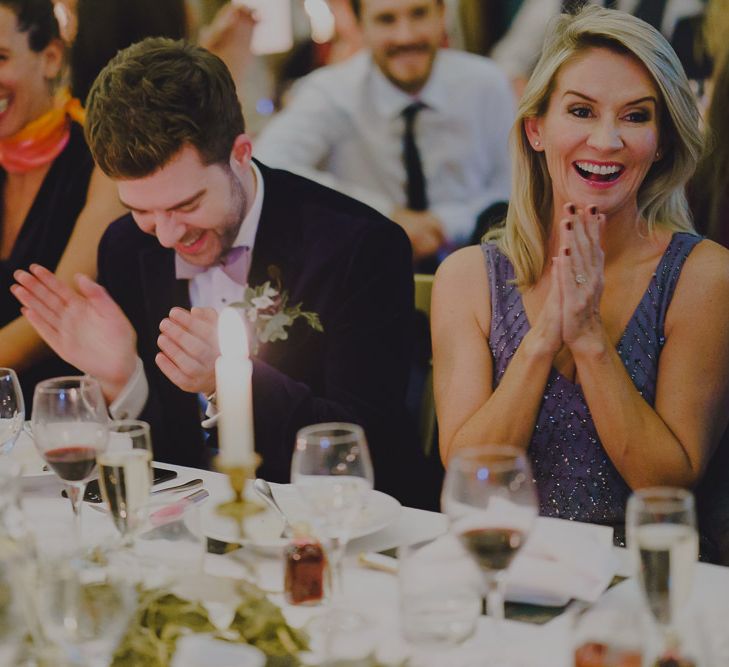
top-left (85, 37), bottom-right (245, 179)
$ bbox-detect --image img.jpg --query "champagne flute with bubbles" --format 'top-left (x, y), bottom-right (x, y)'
top-left (627, 487), bottom-right (698, 657)
top-left (98, 420), bottom-right (153, 545)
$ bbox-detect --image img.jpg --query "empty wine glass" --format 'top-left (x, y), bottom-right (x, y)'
top-left (0, 368), bottom-right (24, 456)
top-left (98, 420), bottom-right (154, 545)
top-left (31, 376), bottom-right (109, 535)
top-left (34, 552), bottom-right (137, 667)
top-left (442, 445), bottom-right (537, 664)
top-left (627, 487), bottom-right (698, 659)
top-left (291, 422), bottom-right (374, 638)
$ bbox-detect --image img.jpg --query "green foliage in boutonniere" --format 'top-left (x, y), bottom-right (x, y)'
top-left (230, 265), bottom-right (323, 354)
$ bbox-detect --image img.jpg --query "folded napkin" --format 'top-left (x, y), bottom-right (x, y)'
top-left (394, 515), bottom-right (617, 608)
top-left (506, 517), bottom-right (618, 606)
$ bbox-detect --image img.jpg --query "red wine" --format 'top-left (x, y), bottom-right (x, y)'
top-left (44, 446), bottom-right (97, 482)
top-left (459, 527), bottom-right (525, 570)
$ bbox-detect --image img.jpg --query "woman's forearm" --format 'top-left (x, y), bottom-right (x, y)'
top-left (575, 339), bottom-right (700, 489)
top-left (444, 329), bottom-right (556, 462)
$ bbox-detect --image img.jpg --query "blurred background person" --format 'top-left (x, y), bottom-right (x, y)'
top-left (0, 0), bottom-right (123, 408)
top-left (688, 0), bottom-right (729, 246)
top-left (255, 0), bottom-right (514, 271)
top-left (71, 0), bottom-right (255, 101)
top-left (432, 7), bottom-right (729, 550)
top-left (491, 0), bottom-right (705, 97)
top-left (686, 0), bottom-right (729, 564)
top-left (70, 0), bottom-right (187, 102)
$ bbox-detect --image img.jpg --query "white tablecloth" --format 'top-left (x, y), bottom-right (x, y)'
top-left (18, 457), bottom-right (729, 666)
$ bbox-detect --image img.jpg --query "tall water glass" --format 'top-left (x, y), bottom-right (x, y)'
top-left (291, 422), bottom-right (374, 635)
top-left (0, 368), bottom-right (24, 456)
top-left (31, 376), bottom-right (109, 535)
top-left (627, 487), bottom-right (698, 656)
top-left (98, 420), bottom-right (153, 544)
top-left (442, 445), bottom-right (537, 662)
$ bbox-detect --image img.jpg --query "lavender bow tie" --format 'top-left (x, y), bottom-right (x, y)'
top-left (175, 245), bottom-right (251, 285)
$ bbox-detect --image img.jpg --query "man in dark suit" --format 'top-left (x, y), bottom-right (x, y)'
top-left (12, 38), bottom-right (431, 508)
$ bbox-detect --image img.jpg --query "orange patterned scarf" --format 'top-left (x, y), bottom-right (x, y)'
top-left (0, 89), bottom-right (85, 174)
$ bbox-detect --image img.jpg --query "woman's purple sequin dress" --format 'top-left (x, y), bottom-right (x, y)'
top-left (483, 232), bottom-right (701, 525)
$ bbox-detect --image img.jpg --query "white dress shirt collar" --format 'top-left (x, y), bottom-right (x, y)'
top-left (187, 161), bottom-right (265, 312)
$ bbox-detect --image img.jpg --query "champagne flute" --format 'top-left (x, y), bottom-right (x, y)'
top-left (98, 420), bottom-right (153, 544)
top-left (31, 376), bottom-right (109, 535)
top-left (627, 487), bottom-right (698, 657)
top-left (442, 445), bottom-right (537, 658)
top-left (291, 422), bottom-right (374, 636)
top-left (0, 368), bottom-right (24, 456)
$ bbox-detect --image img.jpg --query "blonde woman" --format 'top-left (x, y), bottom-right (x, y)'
top-left (433, 6), bottom-right (729, 530)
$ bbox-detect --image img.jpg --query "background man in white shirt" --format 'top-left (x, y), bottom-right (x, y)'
top-left (255, 0), bottom-right (515, 269)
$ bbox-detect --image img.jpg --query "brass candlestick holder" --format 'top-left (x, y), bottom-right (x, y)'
top-left (213, 454), bottom-right (265, 578)
top-left (214, 453), bottom-right (265, 525)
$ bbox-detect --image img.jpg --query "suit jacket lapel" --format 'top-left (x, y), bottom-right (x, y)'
top-left (139, 245), bottom-right (190, 333)
top-left (248, 162), bottom-right (302, 290)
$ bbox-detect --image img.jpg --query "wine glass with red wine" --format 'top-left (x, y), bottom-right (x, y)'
top-left (31, 376), bottom-right (109, 535)
top-left (442, 446), bottom-right (537, 647)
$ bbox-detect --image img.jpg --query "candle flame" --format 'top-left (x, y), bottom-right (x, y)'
top-left (218, 307), bottom-right (250, 359)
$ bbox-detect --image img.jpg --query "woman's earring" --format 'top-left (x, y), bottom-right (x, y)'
top-left (534, 140), bottom-right (540, 147)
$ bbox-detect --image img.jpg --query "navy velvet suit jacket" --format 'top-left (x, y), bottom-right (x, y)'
top-left (97, 162), bottom-right (428, 507)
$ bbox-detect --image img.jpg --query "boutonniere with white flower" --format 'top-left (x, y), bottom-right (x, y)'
top-left (230, 265), bottom-right (323, 354)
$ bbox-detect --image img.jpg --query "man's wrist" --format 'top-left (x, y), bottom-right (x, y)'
top-left (108, 357), bottom-right (148, 419)
top-left (100, 365), bottom-right (136, 404)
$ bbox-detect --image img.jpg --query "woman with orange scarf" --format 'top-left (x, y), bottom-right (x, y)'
top-left (0, 0), bottom-right (123, 408)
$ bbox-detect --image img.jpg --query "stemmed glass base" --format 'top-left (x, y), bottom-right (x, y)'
top-left (65, 482), bottom-right (85, 539)
top-left (305, 608), bottom-right (374, 665)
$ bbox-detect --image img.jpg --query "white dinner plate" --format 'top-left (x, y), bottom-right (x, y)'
top-left (201, 482), bottom-right (401, 551)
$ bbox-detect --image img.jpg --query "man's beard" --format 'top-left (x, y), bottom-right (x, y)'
top-left (381, 42), bottom-right (437, 94)
top-left (217, 168), bottom-right (248, 262)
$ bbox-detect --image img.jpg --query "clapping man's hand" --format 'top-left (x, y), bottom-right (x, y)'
top-left (12, 265), bottom-right (138, 402)
top-left (155, 307), bottom-right (219, 396)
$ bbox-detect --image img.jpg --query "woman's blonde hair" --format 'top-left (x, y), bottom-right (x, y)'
top-left (488, 6), bottom-right (702, 287)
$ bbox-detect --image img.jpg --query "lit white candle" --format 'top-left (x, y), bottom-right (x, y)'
top-left (216, 307), bottom-right (255, 467)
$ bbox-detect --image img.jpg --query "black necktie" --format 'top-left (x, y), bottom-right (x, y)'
top-left (402, 102), bottom-right (428, 212)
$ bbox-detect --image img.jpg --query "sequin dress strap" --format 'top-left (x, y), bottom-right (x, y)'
top-left (615, 231), bottom-right (701, 406)
top-left (481, 242), bottom-right (529, 383)
top-left (652, 232), bottom-right (702, 337)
